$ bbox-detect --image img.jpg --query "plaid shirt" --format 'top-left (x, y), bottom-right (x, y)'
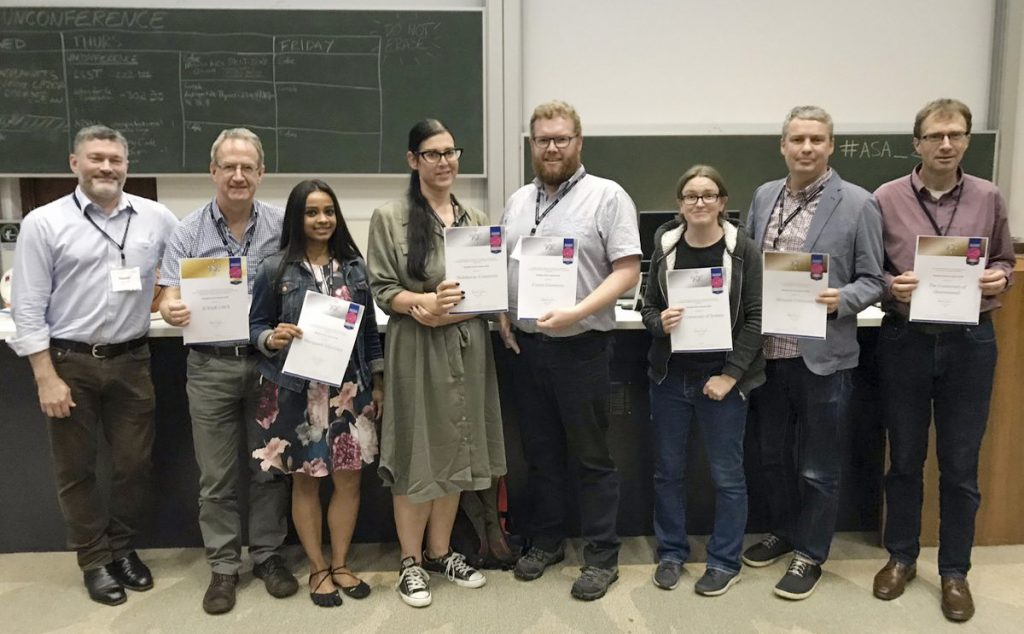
top-left (761, 169), bottom-right (832, 359)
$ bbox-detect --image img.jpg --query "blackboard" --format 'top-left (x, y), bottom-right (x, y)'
top-left (523, 133), bottom-right (997, 217)
top-left (0, 7), bottom-right (484, 174)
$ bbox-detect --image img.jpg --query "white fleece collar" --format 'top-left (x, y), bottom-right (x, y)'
top-left (661, 221), bottom-right (738, 285)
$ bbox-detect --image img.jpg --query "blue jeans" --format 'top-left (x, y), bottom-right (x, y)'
top-left (878, 316), bottom-right (997, 578)
top-left (747, 358), bottom-right (852, 565)
top-left (651, 371), bottom-right (748, 574)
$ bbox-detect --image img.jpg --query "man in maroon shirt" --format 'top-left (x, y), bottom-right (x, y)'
top-left (871, 98), bottom-right (1015, 623)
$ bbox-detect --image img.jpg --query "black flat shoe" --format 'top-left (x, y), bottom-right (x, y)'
top-left (308, 569), bottom-right (342, 608)
top-left (84, 567), bottom-right (127, 606)
top-left (332, 567), bottom-right (371, 599)
top-left (106, 552), bottom-right (154, 591)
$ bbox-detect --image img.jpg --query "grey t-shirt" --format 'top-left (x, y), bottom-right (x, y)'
top-left (502, 166), bottom-right (641, 336)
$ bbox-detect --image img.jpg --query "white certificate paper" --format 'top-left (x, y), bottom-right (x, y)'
top-left (444, 225), bottom-right (509, 314)
top-left (180, 257), bottom-right (249, 344)
top-left (282, 291), bottom-right (363, 387)
top-left (516, 236), bottom-right (578, 320)
top-left (910, 235), bottom-right (987, 325)
top-left (666, 267), bottom-right (732, 352)
top-left (762, 251), bottom-right (829, 339)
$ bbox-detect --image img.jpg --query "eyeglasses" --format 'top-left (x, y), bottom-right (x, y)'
top-left (416, 148), bottom-right (463, 163)
top-left (680, 193), bottom-right (721, 205)
top-left (217, 162), bottom-right (259, 175)
top-left (531, 136), bottom-right (576, 149)
top-left (917, 131), bottom-right (969, 145)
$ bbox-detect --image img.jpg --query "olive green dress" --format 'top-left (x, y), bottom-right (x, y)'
top-left (367, 198), bottom-right (506, 503)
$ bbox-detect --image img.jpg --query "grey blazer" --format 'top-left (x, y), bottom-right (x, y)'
top-left (746, 171), bottom-right (884, 376)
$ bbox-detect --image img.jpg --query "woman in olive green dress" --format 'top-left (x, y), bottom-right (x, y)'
top-left (367, 119), bottom-right (506, 608)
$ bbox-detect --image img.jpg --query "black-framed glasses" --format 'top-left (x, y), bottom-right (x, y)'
top-left (918, 131), bottom-right (969, 145)
top-left (680, 193), bottom-right (721, 205)
top-left (416, 148), bottom-right (463, 163)
top-left (531, 136), bottom-right (576, 149)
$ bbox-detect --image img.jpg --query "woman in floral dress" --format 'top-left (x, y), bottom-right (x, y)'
top-left (250, 179), bottom-right (384, 607)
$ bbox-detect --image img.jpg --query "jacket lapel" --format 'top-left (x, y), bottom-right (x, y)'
top-left (803, 174), bottom-right (842, 251)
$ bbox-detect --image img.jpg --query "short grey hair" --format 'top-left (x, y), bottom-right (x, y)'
top-left (782, 105), bottom-right (834, 139)
top-left (209, 128), bottom-right (265, 166)
top-left (73, 125), bottom-right (129, 157)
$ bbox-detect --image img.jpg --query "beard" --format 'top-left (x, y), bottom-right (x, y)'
top-left (533, 153), bottom-right (581, 189)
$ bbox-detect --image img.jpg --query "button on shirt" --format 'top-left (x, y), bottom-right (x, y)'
top-left (8, 187), bottom-right (179, 356)
top-left (502, 165), bottom-right (642, 336)
top-left (761, 169), bottom-right (832, 360)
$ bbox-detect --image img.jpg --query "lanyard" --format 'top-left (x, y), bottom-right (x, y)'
top-left (771, 182), bottom-right (824, 249)
top-left (208, 202), bottom-right (254, 256)
top-left (72, 193), bottom-right (133, 267)
top-left (531, 169), bottom-right (586, 236)
top-left (305, 257), bottom-right (334, 297)
top-left (429, 195), bottom-right (460, 228)
top-left (910, 180), bottom-right (963, 237)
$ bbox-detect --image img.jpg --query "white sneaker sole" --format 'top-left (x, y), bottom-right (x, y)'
top-left (695, 572), bottom-right (741, 597)
top-left (773, 579), bottom-right (819, 600)
top-left (452, 575), bottom-right (486, 589)
top-left (397, 588), bottom-right (432, 608)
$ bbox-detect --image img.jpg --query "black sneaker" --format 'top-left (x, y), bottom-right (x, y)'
top-left (570, 566), bottom-right (618, 601)
top-left (397, 557), bottom-right (431, 608)
top-left (253, 555), bottom-right (299, 598)
top-left (422, 549), bottom-right (486, 588)
top-left (694, 568), bottom-right (741, 597)
top-left (742, 534), bottom-right (793, 568)
top-left (652, 560), bottom-right (683, 590)
top-left (774, 557), bottom-right (822, 600)
top-left (514, 546), bottom-right (565, 581)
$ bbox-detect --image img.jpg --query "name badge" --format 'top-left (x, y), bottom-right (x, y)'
top-left (110, 267), bottom-right (142, 292)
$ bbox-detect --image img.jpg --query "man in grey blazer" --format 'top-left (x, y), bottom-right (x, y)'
top-left (740, 106), bottom-right (884, 600)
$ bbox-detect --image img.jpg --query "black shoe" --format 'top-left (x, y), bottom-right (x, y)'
top-left (514, 545), bottom-right (565, 581)
top-left (83, 567), bottom-right (127, 606)
top-left (253, 555), bottom-right (299, 598)
top-left (106, 551), bottom-right (153, 591)
top-left (774, 557), bottom-right (822, 600)
top-left (202, 572), bottom-right (238, 615)
top-left (397, 557), bottom-right (431, 608)
top-left (308, 569), bottom-right (342, 608)
top-left (742, 534), bottom-right (793, 568)
top-left (570, 566), bottom-right (618, 601)
top-left (332, 567), bottom-right (372, 599)
top-left (422, 549), bottom-right (486, 588)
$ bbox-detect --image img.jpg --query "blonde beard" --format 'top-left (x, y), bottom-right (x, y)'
top-left (533, 155), bottom-right (580, 189)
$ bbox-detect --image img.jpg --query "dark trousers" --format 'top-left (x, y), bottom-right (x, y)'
top-left (45, 345), bottom-right (155, 570)
top-left (747, 358), bottom-right (852, 565)
top-left (512, 331), bottom-right (620, 569)
top-left (878, 316), bottom-right (996, 578)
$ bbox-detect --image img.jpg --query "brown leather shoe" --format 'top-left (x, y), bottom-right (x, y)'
top-left (941, 576), bottom-right (975, 622)
top-left (873, 559), bottom-right (916, 600)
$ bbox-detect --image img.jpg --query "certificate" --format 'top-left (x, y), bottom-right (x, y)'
top-left (910, 235), bottom-right (987, 325)
top-left (282, 291), bottom-right (363, 387)
top-left (516, 236), bottom-right (578, 320)
top-left (666, 267), bottom-right (732, 352)
top-left (444, 225), bottom-right (509, 314)
top-left (179, 257), bottom-right (249, 345)
top-left (762, 251), bottom-right (828, 339)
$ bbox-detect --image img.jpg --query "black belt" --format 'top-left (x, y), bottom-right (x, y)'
top-left (50, 337), bottom-right (148, 359)
top-left (515, 329), bottom-right (609, 344)
top-left (190, 343), bottom-right (255, 357)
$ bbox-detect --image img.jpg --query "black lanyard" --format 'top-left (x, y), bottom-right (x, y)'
top-left (531, 169), bottom-right (586, 236)
top-left (305, 257), bottom-right (335, 297)
top-left (73, 193), bottom-right (133, 267)
top-left (208, 202), bottom-right (254, 256)
top-left (771, 182), bottom-right (824, 249)
top-left (910, 180), bottom-right (963, 236)
top-left (429, 195), bottom-right (461, 229)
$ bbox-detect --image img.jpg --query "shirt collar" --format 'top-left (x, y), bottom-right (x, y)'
top-left (532, 164), bottom-right (586, 198)
top-left (74, 185), bottom-right (132, 216)
top-left (211, 198), bottom-right (259, 228)
top-left (910, 164), bottom-right (964, 197)
top-left (785, 168), bottom-right (832, 199)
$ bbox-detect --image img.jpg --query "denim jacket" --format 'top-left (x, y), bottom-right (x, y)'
top-left (249, 252), bottom-right (384, 393)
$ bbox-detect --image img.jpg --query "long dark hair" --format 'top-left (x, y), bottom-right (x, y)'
top-left (406, 118), bottom-right (453, 281)
top-left (274, 179), bottom-right (361, 289)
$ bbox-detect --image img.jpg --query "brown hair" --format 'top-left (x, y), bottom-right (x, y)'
top-left (913, 98), bottom-right (972, 138)
top-left (675, 164), bottom-right (729, 221)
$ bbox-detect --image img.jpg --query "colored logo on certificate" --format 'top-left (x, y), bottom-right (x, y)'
top-left (343, 304), bottom-right (360, 330)
top-left (710, 267), bottom-right (724, 294)
top-left (562, 238), bottom-right (575, 265)
top-left (229, 257), bottom-right (243, 285)
top-left (809, 254), bottom-right (824, 281)
top-left (966, 238), bottom-right (982, 265)
top-left (489, 227), bottom-right (502, 253)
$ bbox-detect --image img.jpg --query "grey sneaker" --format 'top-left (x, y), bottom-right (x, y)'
top-left (397, 557), bottom-right (431, 608)
top-left (570, 566), bottom-right (618, 601)
top-left (653, 560), bottom-right (683, 590)
top-left (742, 534), bottom-right (793, 568)
top-left (514, 545), bottom-right (565, 581)
top-left (774, 557), bottom-right (822, 600)
top-left (422, 549), bottom-right (486, 588)
top-left (694, 568), bottom-right (741, 596)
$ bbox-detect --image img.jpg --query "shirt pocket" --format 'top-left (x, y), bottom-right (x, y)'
top-left (278, 280), bottom-right (304, 322)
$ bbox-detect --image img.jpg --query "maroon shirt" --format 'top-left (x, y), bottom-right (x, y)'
top-left (874, 166), bottom-right (1015, 318)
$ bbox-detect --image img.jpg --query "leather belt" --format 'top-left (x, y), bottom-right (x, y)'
top-left (189, 343), bottom-right (256, 357)
top-left (50, 337), bottom-right (148, 359)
